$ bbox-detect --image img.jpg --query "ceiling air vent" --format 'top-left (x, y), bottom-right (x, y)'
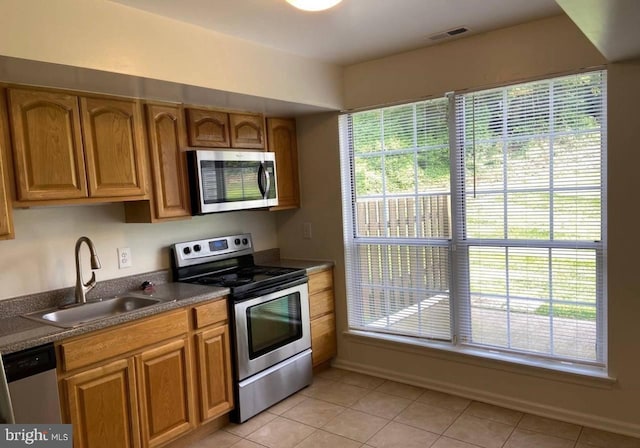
top-left (428, 26), bottom-right (470, 41)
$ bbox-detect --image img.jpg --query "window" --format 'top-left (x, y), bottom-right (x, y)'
top-left (340, 70), bottom-right (607, 366)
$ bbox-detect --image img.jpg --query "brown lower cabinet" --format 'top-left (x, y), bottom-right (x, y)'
top-left (308, 267), bottom-right (337, 367)
top-left (136, 338), bottom-right (196, 448)
top-left (195, 324), bottom-right (234, 422)
top-left (63, 358), bottom-right (140, 448)
top-left (58, 300), bottom-right (233, 448)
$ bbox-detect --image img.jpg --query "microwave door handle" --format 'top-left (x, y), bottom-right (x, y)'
top-left (263, 163), bottom-right (271, 199)
top-left (257, 162), bottom-right (267, 198)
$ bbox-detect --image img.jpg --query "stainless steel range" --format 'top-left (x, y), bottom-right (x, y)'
top-left (171, 234), bottom-right (312, 423)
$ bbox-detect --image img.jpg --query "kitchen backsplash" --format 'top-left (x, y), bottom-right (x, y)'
top-left (0, 203), bottom-right (278, 301)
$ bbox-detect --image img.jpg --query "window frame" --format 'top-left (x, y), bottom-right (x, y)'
top-left (340, 70), bottom-right (608, 369)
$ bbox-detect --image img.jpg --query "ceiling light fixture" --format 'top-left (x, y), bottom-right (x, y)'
top-left (286, 0), bottom-right (343, 12)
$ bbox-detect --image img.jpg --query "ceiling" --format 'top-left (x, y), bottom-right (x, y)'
top-left (110, 0), bottom-right (562, 65)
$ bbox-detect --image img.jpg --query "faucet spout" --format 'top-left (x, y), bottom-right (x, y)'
top-left (75, 236), bottom-right (101, 304)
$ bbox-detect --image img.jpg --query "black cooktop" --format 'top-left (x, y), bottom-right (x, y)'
top-left (186, 265), bottom-right (306, 297)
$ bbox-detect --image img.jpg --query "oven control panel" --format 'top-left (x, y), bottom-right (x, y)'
top-left (172, 233), bottom-right (253, 267)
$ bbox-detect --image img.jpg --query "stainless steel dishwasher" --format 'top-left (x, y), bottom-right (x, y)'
top-left (0, 343), bottom-right (62, 423)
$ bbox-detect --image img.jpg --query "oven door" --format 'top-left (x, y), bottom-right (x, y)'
top-left (233, 282), bottom-right (310, 380)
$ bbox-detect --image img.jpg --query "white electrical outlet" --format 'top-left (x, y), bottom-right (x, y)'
top-left (118, 247), bottom-right (132, 269)
top-left (303, 222), bottom-right (313, 239)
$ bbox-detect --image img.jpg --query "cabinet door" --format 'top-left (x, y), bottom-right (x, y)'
top-left (195, 324), bottom-right (234, 422)
top-left (267, 118), bottom-right (300, 210)
top-left (8, 88), bottom-right (87, 200)
top-left (311, 313), bottom-right (337, 367)
top-left (81, 97), bottom-right (147, 198)
top-left (0, 90), bottom-right (14, 239)
top-left (136, 337), bottom-right (195, 448)
top-left (145, 104), bottom-right (191, 219)
top-left (63, 358), bottom-right (140, 448)
top-left (186, 109), bottom-right (230, 148)
top-left (229, 113), bottom-right (265, 149)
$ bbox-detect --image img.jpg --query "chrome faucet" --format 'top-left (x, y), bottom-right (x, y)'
top-left (75, 236), bottom-right (102, 304)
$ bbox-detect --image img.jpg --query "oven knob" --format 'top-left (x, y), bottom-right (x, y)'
top-left (183, 247), bottom-right (191, 255)
top-left (242, 238), bottom-right (248, 245)
top-left (234, 238), bottom-right (241, 246)
top-left (194, 244), bottom-right (201, 252)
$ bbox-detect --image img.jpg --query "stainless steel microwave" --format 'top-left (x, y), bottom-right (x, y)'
top-left (188, 150), bottom-right (278, 214)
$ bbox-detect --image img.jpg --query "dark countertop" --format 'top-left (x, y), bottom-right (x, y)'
top-left (261, 258), bottom-right (334, 274)
top-left (0, 283), bottom-right (228, 354)
top-left (0, 259), bottom-right (333, 355)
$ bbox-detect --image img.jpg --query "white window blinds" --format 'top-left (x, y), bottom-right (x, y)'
top-left (341, 98), bottom-right (453, 341)
top-left (454, 72), bottom-right (607, 363)
top-left (340, 70), bottom-right (607, 366)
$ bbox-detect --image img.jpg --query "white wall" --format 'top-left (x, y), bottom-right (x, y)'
top-left (0, 204), bottom-right (277, 300)
top-left (0, 0), bottom-right (343, 110)
top-left (279, 16), bottom-right (640, 437)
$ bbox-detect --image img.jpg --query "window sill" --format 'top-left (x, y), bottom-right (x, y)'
top-left (343, 330), bottom-right (616, 389)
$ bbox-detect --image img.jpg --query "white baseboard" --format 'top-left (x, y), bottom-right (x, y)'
top-left (331, 357), bottom-right (640, 439)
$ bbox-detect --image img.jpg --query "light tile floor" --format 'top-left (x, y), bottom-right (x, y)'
top-left (188, 368), bottom-right (640, 448)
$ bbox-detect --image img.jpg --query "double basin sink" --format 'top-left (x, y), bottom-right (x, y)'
top-left (23, 295), bottom-right (164, 328)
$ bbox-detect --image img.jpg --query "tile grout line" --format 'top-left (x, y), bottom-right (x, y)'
top-left (573, 426), bottom-right (585, 448)
top-left (334, 373), bottom-right (417, 447)
top-left (500, 410), bottom-right (526, 448)
top-left (435, 399), bottom-right (489, 448)
top-left (277, 402), bottom-right (369, 447)
top-left (361, 419), bottom-right (394, 447)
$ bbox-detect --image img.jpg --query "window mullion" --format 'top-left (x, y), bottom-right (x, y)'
top-left (449, 93), bottom-right (467, 345)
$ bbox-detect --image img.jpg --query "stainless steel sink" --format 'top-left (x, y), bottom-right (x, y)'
top-left (23, 295), bottom-right (161, 328)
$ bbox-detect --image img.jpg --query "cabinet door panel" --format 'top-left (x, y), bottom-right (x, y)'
top-left (311, 313), bottom-right (337, 367)
top-left (186, 109), bottom-right (230, 148)
top-left (8, 88), bottom-right (87, 200)
top-left (229, 113), bottom-right (265, 149)
top-left (310, 289), bottom-right (335, 320)
top-left (0, 90), bottom-right (14, 239)
top-left (146, 104), bottom-right (190, 219)
top-left (81, 97), bottom-right (147, 197)
top-left (136, 338), bottom-right (195, 448)
top-left (196, 325), bottom-right (234, 422)
top-left (308, 269), bottom-right (334, 295)
top-left (267, 118), bottom-right (299, 209)
top-left (63, 358), bottom-right (140, 448)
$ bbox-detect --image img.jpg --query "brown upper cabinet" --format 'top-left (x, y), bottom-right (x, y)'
top-left (229, 113), bottom-right (265, 150)
top-left (0, 90), bottom-right (14, 240)
top-left (186, 109), bottom-right (265, 150)
top-left (80, 97), bottom-right (147, 198)
top-left (186, 108), bottom-right (230, 148)
top-left (9, 88), bottom-right (88, 201)
top-left (8, 88), bottom-right (148, 203)
top-left (125, 103), bottom-right (191, 222)
top-left (267, 118), bottom-right (300, 210)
